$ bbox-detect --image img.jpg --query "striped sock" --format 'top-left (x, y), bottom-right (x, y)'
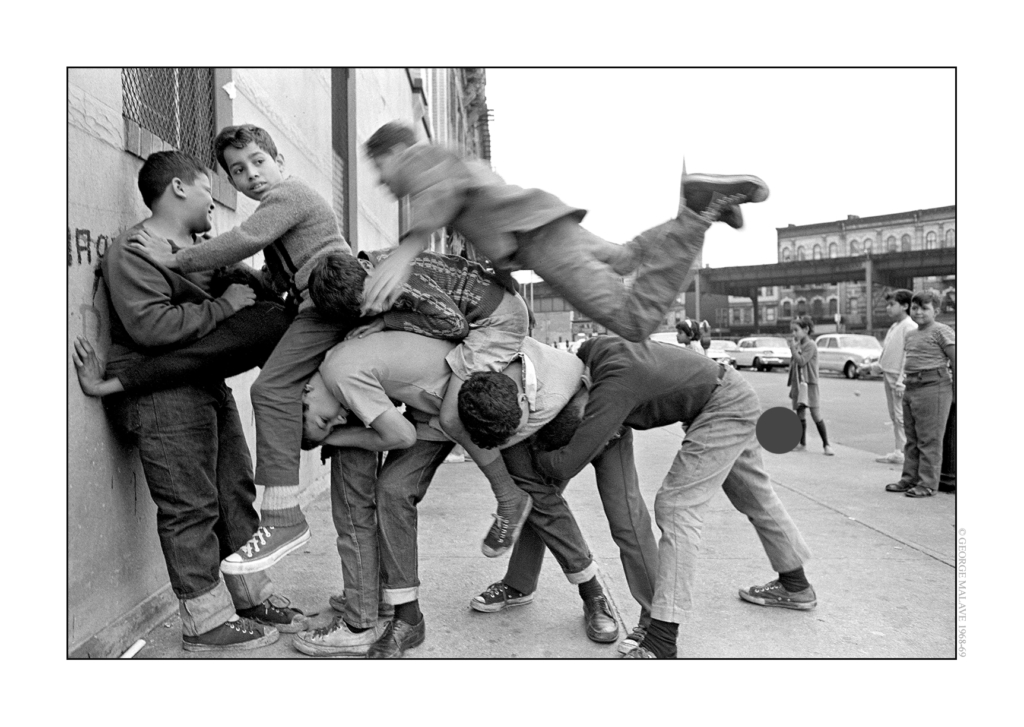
top-left (259, 485), bottom-right (304, 527)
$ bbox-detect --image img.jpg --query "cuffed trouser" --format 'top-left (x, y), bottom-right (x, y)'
top-left (898, 372), bottom-right (953, 491)
top-left (652, 368), bottom-right (811, 624)
top-left (512, 207), bottom-right (710, 342)
top-left (107, 382), bottom-right (273, 636)
top-left (883, 372), bottom-right (907, 453)
top-left (250, 307), bottom-right (352, 526)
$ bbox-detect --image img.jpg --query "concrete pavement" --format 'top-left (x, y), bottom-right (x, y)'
top-left (133, 424), bottom-right (955, 659)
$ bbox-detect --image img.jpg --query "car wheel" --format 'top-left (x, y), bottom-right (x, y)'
top-left (844, 362), bottom-right (858, 380)
top-left (753, 357), bottom-right (763, 372)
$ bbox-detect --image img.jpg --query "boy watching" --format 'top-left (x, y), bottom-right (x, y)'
top-left (872, 289), bottom-right (917, 465)
top-left (359, 122), bottom-right (769, 342)
top-left (130, 124), bottom-right (355, 574)
top-left (309, 248), bottom-right (533, 554)
top-left (885, 290), bottom-right (955, 498)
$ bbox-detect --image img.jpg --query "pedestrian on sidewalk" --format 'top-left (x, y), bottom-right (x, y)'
top-left (885, 291), bottom-right (955, 498)
top-left (788, 315), bottom-right (834, 456)
top-left (872, 289), bottom-right (917, 465)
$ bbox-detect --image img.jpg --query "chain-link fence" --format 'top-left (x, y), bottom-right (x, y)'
top-left (122, 68), bottom-right (216, 168)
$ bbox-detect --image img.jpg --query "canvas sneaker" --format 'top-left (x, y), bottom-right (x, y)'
top-left (292, 616), bottom-right (384, 657)
top-left (182, 617), bottom-right (279, 652)
top-left (618, 624), bottom-right (648, 655)
top-left (221, 523), bottom-right (310, 575)
top-left (739, 579), bottom-right (817, 610)
top-left (481, 496), bottom-right (533, 558)
top-left (470, 581), bottom-right (535, 613)
top-left (875, 451), bottom-right (905, 464)
top-left (237, 595), bottom-right (309, 634)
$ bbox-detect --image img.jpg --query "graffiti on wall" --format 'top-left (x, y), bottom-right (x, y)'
top-left (68, 226), bottom-right (115, 340)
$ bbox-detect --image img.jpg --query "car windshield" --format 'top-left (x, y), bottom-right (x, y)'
top-left (758, 338), bottom-right (787, 348)
top-left (709, 340), bottom-right (738, 350)
top-left (838, 336), bottom-right (882, 350)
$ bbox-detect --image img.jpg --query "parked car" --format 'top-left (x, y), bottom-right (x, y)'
top-left (649, 331), bottom-right (683, 347)
top-left (814, 333), bottom-right (883, 379)
top-left (733, 337), bottom-right (792, 371)
top-left (706, 339), bottom-right (738, 367)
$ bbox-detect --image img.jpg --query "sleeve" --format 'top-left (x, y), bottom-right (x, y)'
top-left (174, 184), bottom-right (309, 272)
top-left (105, 243), bottom-right (233, 348)
top-left (790, 339), bottom-right (814, 366)
top-left (405, 177), bottom-right (470, 240)
top-left (329, 361), bottom-right (398, 428)
top-left (381, 277), bottom-right (469, 341)
top-left (533, 375), bottom-right (639, 481)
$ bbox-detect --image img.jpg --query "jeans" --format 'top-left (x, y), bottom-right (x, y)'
top-left (106, 382), bottom-right (273, 636)
top-left (651, 368), bottom-right (811, 624)
top-left (883, 372), bottom-right (907, 453)
top-left (898, 371), bottom-right (953, 491)
top-left (513, 207), bottom-right (710, 342)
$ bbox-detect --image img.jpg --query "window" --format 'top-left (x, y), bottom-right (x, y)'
top-left (796, 299), bottom-right (807, 315)
top-left (925, 231), bottom-right (937, 249)
top-left (849, 240), bottom-right (859, 256)
top-left (797, 247), bottom-right (806, 261)
top-left (887, 235), bottom-right (897, 252)
top-left (864, 238), bottom-right (873, 254)
top-left (945, 229), bottom-right (956, 247)
top-left (828, 242), bottom-right (839, 258)
top-left (849, 298), bottom-right (859, 315)
top-left (811, 298), bottom-right (824, 317)
top-left (765, 307), bottom-right (777, 322)
top-left (782, 247), bottom-right (792, 262)
top-left (828, 298), bottom-right (838, 316)
top-left (813, 244), bottom-right (822, 260)
top-left (821, 337), bottom-right (836, 348)
top-left (901, 234), bottom-right (912, 251)
top-left (781, 301), bottom-right (792, 318)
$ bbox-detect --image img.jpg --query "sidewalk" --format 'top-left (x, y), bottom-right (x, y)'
top-left (134, 426), bottom-right (955, 659)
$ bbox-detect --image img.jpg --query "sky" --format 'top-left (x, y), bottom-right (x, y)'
top-left (485, 68), bottom-right (954, 271)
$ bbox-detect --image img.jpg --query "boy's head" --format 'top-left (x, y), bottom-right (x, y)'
top-left (309, 252), bottom-right (372, 323)
top-left (301, 371), bottom-right (351, 447)
top-left (137, 151), bottom-right (214, 233)
top-left (910, 290), bottom-right (942, 326)
top-left (214, 124), bottom-right (285, 201)
top-left (884, 289), bottom-right (913, 319)
top-left (457, 371), bottom-right (525, 449)
top-left (365, 122), bottom-right (417, 196)
top-left (675, 318), bottom-right (698, 344)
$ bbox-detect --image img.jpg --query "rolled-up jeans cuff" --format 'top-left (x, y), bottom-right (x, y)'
top-left (383, 586), bottom-right (418, 605)
top-left (179, 578), bottom-right (236, 636)
top-left (564, 561), bottom-right (599, 585)
top-left (224, 570), bottom-right (274, 611)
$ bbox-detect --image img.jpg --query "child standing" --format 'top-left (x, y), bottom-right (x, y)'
top-left (885, 291), bottom-right (955, 497)
top-left (130, 124), bottom-right (354, 574)
top-left (787, 316), bottom-right (834, 456)
top-left (872, 289), bottom-right (917, 465)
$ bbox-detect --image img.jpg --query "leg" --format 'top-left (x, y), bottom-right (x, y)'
top-left (898, 390), bottom-right (922, 486)
top-left (908, 380), bottom-right (953, 492)
top-left (884, 373), bottom-right (907, 455)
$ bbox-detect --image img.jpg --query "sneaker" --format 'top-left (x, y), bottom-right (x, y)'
top-left (481, 496), bottom-right (533, 558)
top-left (237, 595), bottom-right (309, 634)
top-left (366, 617), bottom-right (426, 659)
top-left (622, 644), bottom-right (658, 659)
top-left (583, 594), bottom-right (619, 643)
top-left (618, 624), bottom-right (647, 655)
top-left (181, 617), bottom-right (279, 652)
top-left (682, 172), bottom-right (770, 223)
top-left (738, 579), bottom-right (817, 610)
top-left (329, 592), bottom-right (395, 619)
top-left (875, 452), bottom-right (905, 464)
top-left (823, 445), bottom-right (835, 456)
top-left (292, 616), bottom-right (384, 657)
top-left (221, 523), bottom-right (310, 575)
top-left (470, 581), bottom-right (534, 613)
top-left (885, 481), bottom-right (915, 493)
top-left (717, 203), bottom-right (744, 229)
top-left (793, 443), bottom-right (806, 452)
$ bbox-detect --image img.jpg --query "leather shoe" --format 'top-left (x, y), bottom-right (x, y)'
top-left (582, 595), bottom-right (619, 644)
top-left (366, 617), bottom-right (425, 659)
top-left (885, 481), bottom-right (914, 493)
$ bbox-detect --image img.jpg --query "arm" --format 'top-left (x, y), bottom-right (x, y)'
top-left (382, 284), bottom-right (470, 341)
top-left (360, 236), bottom-right (429, 316)
top-left (789, 338), bottom-right (813, 366)
top-left (320, 408), bottom-right (417, 452)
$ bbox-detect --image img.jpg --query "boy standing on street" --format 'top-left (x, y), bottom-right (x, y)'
top-left (873, 289), bottom-right (917, 465)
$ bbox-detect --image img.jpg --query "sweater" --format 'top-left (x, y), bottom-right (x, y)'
top-left (173, 177), bottom-right (351, 309)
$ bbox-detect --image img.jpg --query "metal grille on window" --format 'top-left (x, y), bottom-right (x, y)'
top-left (122, 68), bottom-right (216, 168)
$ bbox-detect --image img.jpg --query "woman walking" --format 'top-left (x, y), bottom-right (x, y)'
top-left (788, 316), bottom-right (834, 456)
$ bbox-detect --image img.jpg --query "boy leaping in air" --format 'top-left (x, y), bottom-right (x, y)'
top-left (359, 122), bottom-right (769, 342)
top-left (308, 248), bottom-right (533, 556)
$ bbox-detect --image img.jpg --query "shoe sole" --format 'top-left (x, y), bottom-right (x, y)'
top-left (221, 528), bottom-right (311, 575)
top-left (182, 627), bottom-right (280, 652)
top-left (291, 635), bottom-right (374, 657)
top-left (738, 590), bottom-right (816, 610)
top-left (682, 173), bottom-right (770, 203)
top-left (481, 498), bottom-right (534, 558)
top-left (470, 594), bottom-right (534, 613)
top-left (262, 616), bottom-right (309, 634)
top-left (875, 458), bottom-right (903, 464)
top-left (885, 485), bottom-right (914, 493)
top-left (587, 627), bottom-right (620, 644)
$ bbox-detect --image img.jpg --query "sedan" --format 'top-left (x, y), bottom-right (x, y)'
top-left (706, 339), bottom-right (738, 367)
top-left (815, 333), bottom-right (883, 379)
top-left (733, 337), bottom-right (792, 371)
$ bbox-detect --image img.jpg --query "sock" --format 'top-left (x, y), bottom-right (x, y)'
top-left (578, 576), bottom-right (603, 600)
top-left (259, 485), bottom-right (304, 527)
top-left (394, 600), bottom-right (422, 625)
top-left (643, 618), bottom-right (679, 659)
top-left (480, 459), bottom-right (528, 516)
top-left (345, 622), bottom-right (370, 634)
top-left (814, 419), bottom-right (830, 447)
top-left (778, 567), bottom-right (811, 593)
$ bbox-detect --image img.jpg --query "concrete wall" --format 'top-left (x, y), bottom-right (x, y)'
top-left (67, 68), bottom-right (411, 657)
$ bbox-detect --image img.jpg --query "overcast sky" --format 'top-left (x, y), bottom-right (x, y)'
top-left (485, 68), bottom-right (954, 271)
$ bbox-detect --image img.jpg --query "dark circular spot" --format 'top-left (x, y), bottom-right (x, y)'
top-left (756, 407), bottom-right (802, 454)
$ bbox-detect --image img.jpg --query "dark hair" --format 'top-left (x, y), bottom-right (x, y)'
top-left (309, 252), bottom-right (367, 323)
top-left (137, 151), bottom-right (207, 209)
top-left (214, 124), bottom-right (279, 174)
top-left (534, 394), bottom-right (585, 452)
top-left (911, 290), bottom-right (942, 309)
top-left (885, 288), bottom-right (913, 313)
top-left (792, 315), bottom-right (814, 335)
top-left (457, 372), bottom-right (522, 449)
top-left (365, 122), bottom-right (417, 159)
top-left (675, 319), bottom-right (697, 338)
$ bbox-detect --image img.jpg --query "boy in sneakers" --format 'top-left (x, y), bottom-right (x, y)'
top-left (308, 249), bottom-right (532, 555)
top-left (89, 151), bottom-right (308, 651)
top-left (885, 290), bottom-right (955, 498)
top-left (130, 124), bottom-right (355, 575)
top-left (872, 289), bottom-right (917, 465)
top-left (360, 122), bottom-right (768, 342)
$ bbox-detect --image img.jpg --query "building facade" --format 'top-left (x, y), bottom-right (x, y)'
top-left (67, 67), bottom-right (490, 657)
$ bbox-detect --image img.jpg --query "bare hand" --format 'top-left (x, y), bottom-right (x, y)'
top-left (361, 246), bottom-right (417, 315)
top-left (220, 283), bottom-right (256, 313)
top-left (128, 227), bottom-right (179, 269)
top-left (72, 336), bottom-right (107, 397)
top-left (345, 317), bottom-right (386, 341)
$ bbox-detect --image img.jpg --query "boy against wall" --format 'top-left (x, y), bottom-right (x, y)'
top-left (130, 124), bottom-right (354, 574)
top-left (885, 290), bottom-right (955, 498)
top-left (872, 289), bottom-right (917, 465)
